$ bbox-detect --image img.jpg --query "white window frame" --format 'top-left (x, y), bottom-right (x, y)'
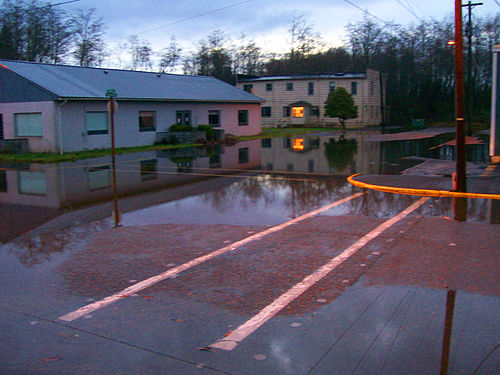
top-left (86, 111), bottom-right (108, 135)
top-left (15, 113), bottom-right (43, 137)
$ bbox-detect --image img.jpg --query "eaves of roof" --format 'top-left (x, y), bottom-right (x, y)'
top-left (239, 73), bottom-right (367, 82)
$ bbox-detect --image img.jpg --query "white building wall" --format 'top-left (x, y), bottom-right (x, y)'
top-left (0, 100), bottom-right (261, 153)
top-left (0, 101), bottom-right (58, 152)
top-left (59, 101), bottom-right (261, 152)
top-left (238, 69), bottom-right (383, 128)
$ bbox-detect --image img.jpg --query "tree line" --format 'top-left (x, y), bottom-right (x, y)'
top-left (0, 1), bottom-right (498, 125)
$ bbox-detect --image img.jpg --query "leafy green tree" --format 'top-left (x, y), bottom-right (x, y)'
top-left (324, 87), bottom-right (358, 129)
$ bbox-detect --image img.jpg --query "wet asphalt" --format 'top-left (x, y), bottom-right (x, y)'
top-left (1, 192), bottom-right (499, 374)
top-left (1, 131), bottom-right (499, 374)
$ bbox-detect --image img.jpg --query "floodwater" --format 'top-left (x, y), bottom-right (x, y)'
top-left (1, 130), bottom-right (499, 375)
top-left (0, 131), bottom-right (495, 243)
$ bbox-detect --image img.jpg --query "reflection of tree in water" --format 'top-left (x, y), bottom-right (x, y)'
top-left (4, 220), bottom-right (110, 266)
top-left (202, 173), bottom-right (355, 218)
top-left (201, 176), bottom-right (279, 213)
top-left (324, 136), bottom-right (358, 173)
top-left (188, 173), bottom-right (491, 221)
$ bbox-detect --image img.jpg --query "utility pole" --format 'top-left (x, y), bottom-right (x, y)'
top-left (455, 0), bottom-right (467, 193)
top-left (463, 1), bottom-right (483, 136)
top-left (106, 89), bottom-right (120, 228)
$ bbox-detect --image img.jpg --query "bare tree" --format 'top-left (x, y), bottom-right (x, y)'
top-left (45, 7), bottom-right (72, 63)
top-left (194, 30), bottom-right (233, 83)
top-left (159, 36), bottom-right (182, 73)
top-left (233, 35), bottom-right (263, 76)
top-left (288, 13), bottom-right (322, 59)
top-left (127, 35), bottom-right (153, 71)
top-left (70, 8), bottom-right (106, 67)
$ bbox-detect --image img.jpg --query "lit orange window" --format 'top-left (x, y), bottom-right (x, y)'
top-left (292, 107), bottom-right (304, 118)
top-left (292, 138), bottom-right (304, 151)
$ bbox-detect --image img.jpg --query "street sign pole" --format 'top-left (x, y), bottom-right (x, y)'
top-left (106, 89), bottom-right (120, 228)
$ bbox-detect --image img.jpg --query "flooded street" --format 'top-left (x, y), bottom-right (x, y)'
top-left (0, 130), bottom-right (495, 239)
top-left (1, 130), bottom-right (499, 374)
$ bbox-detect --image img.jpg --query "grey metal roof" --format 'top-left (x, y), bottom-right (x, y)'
top-left (0, 60), bottom-right (263, 102)
top-left (239, 73), bottom-right (366, 82)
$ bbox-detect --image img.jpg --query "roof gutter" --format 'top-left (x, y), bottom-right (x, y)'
top-left (58, 97), bottom-right (264, 104)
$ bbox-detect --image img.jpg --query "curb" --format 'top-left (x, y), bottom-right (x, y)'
top-left (347, 174), bottom-right (500, 200)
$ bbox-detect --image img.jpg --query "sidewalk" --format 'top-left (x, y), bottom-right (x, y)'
top-left (353, 160), bottom-right (500, 196)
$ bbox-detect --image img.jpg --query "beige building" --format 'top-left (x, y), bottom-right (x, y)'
top-left (237, 68), bottom-right (384, 128)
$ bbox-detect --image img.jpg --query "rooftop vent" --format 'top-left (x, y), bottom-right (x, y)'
top-left (103, 70), bottom-right (108, 74)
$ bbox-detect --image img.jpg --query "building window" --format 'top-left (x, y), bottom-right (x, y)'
top-left (261, 106), bottom-right (271, 117)
top-left (86, 112), bottom-right (108, 135)
top-left (209, 153), bottom-right (221, 168)
top-left (351, 82), bottom-right (358, 95)
top-left (18, 171), bottom-right (46, 195)
top-left (329, 81), bottom-right (336, 92)
top-left (15, 113), bottom-right (42, 137)
top-left (311, 106), bottom-right (319, 116)
top-left (308, 159), bottom-right (314, 173)
top-left (370, 81), bottom-right (374, 95)
top-left (140, 159), bottom-right (157, 181)
top-left (283, 106), bottom-right (291, 118)
top-left (283, 138), bottom-right (291, 149)
top-left (238, 147), bottom-right (249, 164)
top-left (88, 165), bottom-right (111, 190)
top-left (261, 138), bottom-right (272, 148)
top-left (0, 170), bottom-right (6, 192)
top-left (286, 163), bottom-right (294, 172)
top-left (243, 84), bottom-right (253, 93)
top-left (286, 82), bottom-right (293, 91)
top-left (238, 110), bottom-right (248, 126)
top-left (308, 82), bottom-right (314, 95)
top-left (208, 110), bottom-right (221, 127)
top-left (139, 111), bottom-right (156, 132)
top-left (266, 83), bottom-right (272, 91)
top-left (292, 138), bottom-right (304, 151)
top-left (292, 107), bottom-right (304, 118)
top-left (176, 110), bottom-right (191, 126)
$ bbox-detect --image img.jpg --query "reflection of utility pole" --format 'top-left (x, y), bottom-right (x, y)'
top-left (440, 289), bottom-right (456, 375)
top-left (455, 0), bottom-right (467, 193)
top-left (106, 89), bottom-right (120, 228)
top-left (463, 1), bottom-right (483, 136)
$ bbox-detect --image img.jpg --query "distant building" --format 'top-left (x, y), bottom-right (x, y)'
top-left (0, 60), bottom-right (263, 153)
top-left (237, 68), bottom-right (385, 128)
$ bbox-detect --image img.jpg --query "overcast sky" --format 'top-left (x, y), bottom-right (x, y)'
top-left (58, 0), bottom-right (499, 65)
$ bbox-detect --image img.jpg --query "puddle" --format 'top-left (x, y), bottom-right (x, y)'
top-left (0, 132), bottom-right (495, 242)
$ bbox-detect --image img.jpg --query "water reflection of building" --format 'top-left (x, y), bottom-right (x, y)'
top-left (260, 133), bottom-right (381, 176)
top-left (0, 141), bottom-right (261, 210)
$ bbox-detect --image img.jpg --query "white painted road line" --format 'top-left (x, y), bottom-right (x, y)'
top-left (58, 192), bottom-right (364, 322)
top-left (210, 197), bottom-right (430, 351)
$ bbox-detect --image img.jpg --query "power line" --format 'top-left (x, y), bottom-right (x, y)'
top-left (342, 0), bottom-right (391, 26)
top-left (395, 0), bottom-right (423, 21)
top-left (125, 0), bottom-right (254, 39)
top-left (31, 0), bottom-right (82, 10)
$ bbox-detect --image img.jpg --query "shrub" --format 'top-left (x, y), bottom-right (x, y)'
top-left (169, 123), bottom-right (193, 132)
top-left (196, 124), bottom-right (215, 140)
